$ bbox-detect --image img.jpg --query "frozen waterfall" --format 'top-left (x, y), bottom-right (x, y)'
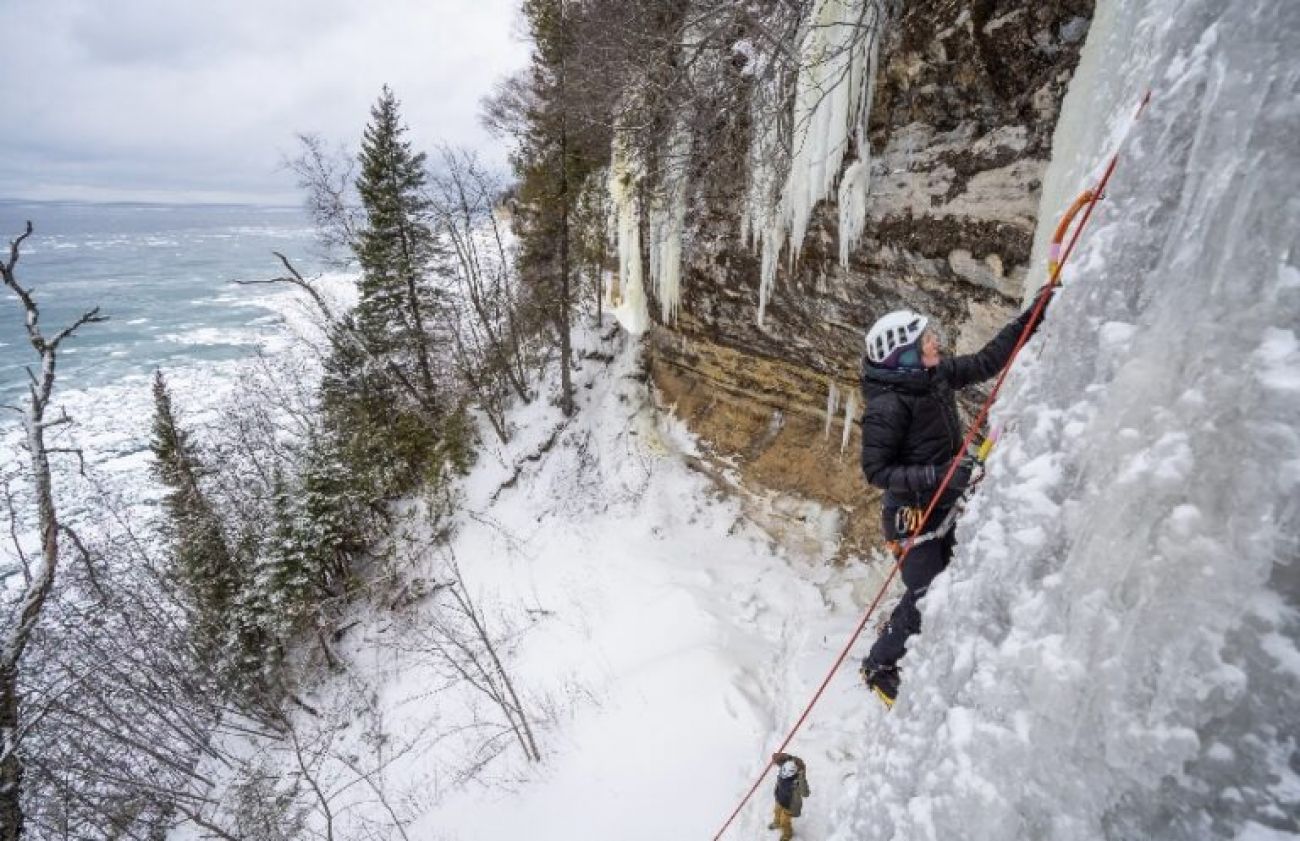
top-left (830, 0), bottom-right (1300, 839)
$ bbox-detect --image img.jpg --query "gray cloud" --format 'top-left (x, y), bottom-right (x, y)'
top-left (0, 0), bottom-right (528, 203)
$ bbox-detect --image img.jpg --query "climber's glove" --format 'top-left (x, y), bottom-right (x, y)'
top-left (945, 452), bottom-right (979, 492)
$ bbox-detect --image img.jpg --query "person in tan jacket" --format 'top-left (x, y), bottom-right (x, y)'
top-left (768, 753), bottom-right (810, 841)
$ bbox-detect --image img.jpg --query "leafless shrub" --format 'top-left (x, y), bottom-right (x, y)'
top-left (287, 134), bottom-right (362, 268)
top-left (428, 146), bottom-right (534, 442)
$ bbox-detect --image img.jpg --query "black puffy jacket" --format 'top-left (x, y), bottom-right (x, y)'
top-left (859, 305), bottom-right (1040, 507)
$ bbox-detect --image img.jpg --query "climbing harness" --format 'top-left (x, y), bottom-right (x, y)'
top-left (709, 90), bottom-right (1152, 841)
top-left (889, 506), bottom-right (928, 543)
top-left (884, 428), bottom-right (1001, 557)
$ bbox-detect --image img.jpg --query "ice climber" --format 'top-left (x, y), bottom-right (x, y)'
top-left (768, 752), bottom-right (810, 841)
top-left (857, 291), bottom-right (1048, 706)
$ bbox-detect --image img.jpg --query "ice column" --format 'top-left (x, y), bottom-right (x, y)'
top-left (840, 389), bottom-right (857, 453)
top-left (607, 138), bottom-right (650, 334)
top-left (825, 381), bottom-right (841, 439)
top-left (837, 153), bottom-right (873, 268)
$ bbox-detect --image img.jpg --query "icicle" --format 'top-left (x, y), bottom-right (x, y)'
top-left (840, 23), bottom-right (881, 267)
top-left (607, 137), bottom-right (649, 334)
top-left (745, 92), bottom-right (787, 326)
top-left (838, 158), bottom-right (872, 267)
top-left (840, 388), bottom-right (858, 454)
top-left (782, 0), bottom-right (881, 256)
top-left (747, 0), bottom-right (882, 325)
top-left (756, 222), bottom-right (786, 326)
top-left (648, 125), bottom-right (692, 325)
top-left (825, 381), bottom-right (841, 439)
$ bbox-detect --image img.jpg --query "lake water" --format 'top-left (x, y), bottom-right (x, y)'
top-left (0, 200), bottom-right (348, 562)
top-left (0, 200), bottom-right (327, 405)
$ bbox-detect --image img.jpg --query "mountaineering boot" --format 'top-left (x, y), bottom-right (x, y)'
top-left (861, 663), bottom-right (900, 709)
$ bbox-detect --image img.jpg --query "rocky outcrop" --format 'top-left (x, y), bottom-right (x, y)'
top-left (647, 0), bottom-right (1092, 560)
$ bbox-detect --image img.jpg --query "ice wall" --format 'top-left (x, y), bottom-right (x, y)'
top-left (831, 1), bottom-right (1300, 838)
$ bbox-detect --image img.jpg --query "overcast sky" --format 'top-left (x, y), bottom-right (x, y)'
top-left (0, 0), bottom-right (529, 204)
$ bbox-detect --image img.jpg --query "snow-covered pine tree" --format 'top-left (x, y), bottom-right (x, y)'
top-left (307, 88), bottom-right (465, 510)
top-left (149, 371), bottom-right (245, 667)
top-left (245, 468), bottom-right (338, 669)
top-left (354, 85), bottom-right (443, 402)
top-left (318, 312), bottom-right (446, 494)
top-left (269, 438), bottom-right (362, 607)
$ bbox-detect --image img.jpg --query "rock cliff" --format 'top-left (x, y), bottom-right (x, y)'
top-left (644, 0), bottom-right (1093, 560)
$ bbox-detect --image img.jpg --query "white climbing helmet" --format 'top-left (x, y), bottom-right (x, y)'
top-left (865, 309), bottom-right (929, 366)
top-left (779, 760), bottom-right (800, 779)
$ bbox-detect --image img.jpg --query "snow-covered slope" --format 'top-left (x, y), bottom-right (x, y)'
top-left (400, 336), bottom-right (855, 839)
top-left (178, 324), bottom-right (886, 840)
top-left (831, 0), bottom-right (1300, 838)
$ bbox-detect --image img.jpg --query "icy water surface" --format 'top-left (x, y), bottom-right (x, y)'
top-left (0, 200), bottom-right (322, 405)
top-left (0, 200), bottom-right (340, 562)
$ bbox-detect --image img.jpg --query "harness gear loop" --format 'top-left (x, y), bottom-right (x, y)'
top-left (893, 506), bottom-right (926, 536)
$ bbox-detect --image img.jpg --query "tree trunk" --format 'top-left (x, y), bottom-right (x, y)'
top-left (558, 125), bottom-right (575, 417)
top-left (0, 668), bottom-right (23, 841)
top-left (395, 214), bottom-right (438, 406)
top-left (0, 355), bottom-right (59, 841)
top-left (1, 357), bottom-right (58, 841)
top-left (406, 269), bottom-right (437, 401)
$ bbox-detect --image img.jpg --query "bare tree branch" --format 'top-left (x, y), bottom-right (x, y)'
top-left (0, 475), bottom-right (30, 587)
top-left (0, 221), bottom-right (105, 840)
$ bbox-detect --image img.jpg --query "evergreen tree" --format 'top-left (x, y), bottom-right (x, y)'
top-left (240, 91), bottom-right (479, 686)
top-left (149, 371), bottom-right (240, 661)
top-left (318, 314), bottom-right (444, 499)
top-left (507, 0), bottom-right (611, 416)
top-left (354, 85), bottom-right (442, 403)
top-left (250, 468), bottom-right (345, 644)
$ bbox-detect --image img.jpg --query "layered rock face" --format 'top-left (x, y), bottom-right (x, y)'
top-left (648, 0), bottom-right (1093, 559)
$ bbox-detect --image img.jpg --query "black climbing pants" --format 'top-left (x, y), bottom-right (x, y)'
top-left (864, 504), bottom-right (957, 671)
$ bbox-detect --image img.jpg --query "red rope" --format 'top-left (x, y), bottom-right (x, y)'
top-left (710, 91), bottom-right (1151, 841)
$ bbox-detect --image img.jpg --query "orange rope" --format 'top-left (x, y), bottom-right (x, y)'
top-left (710, 90), bottom-right (1151, 841)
